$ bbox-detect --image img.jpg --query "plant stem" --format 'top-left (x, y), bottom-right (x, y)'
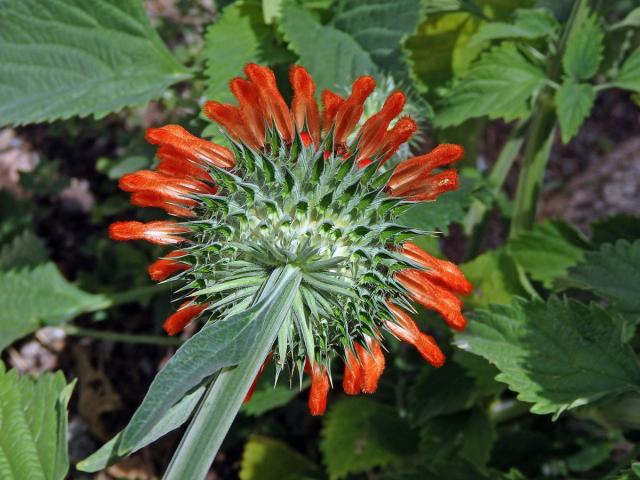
top-left (162, 265), bottom-right (301, 480)
top-left (463, 121), bottom-right (527, 258)
top-left (60, 325), bottom-right (183, 346)
top-left (106, 283), bottom-right (174, 307)
top-left (508, 0), bottom-right (590, 238)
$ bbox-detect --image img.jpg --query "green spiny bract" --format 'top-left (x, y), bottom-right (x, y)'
top-left (172, 130), bottom-right (424, 377)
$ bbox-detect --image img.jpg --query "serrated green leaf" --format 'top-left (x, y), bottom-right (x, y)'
top-left (460, 247), bottom-right (533, 308)
top-left (321, 397), bottom-right (418, 479)
top-left (562, 13), bottom-right (604, 81)
top-left (331, 0), bottom-right (422, 73)
top-left (77, 383), bottom-right (206, 472)
top-left (612, 47), bottom-right (640, 93)
top-left (507, 219), bottom-right (590, 288)
top-left (203, 0), bottom-right (290, 103)
top-left (453, 349), bottom-right (505, 397)
top-left (116, 266), bottom-right (301, 456)
top-left (419, 408), bottom-right (496, 467)
top-left (565, 240), bottom-right (640, 314)
top-left (0, 263), bottom-right (110, 351)
top-left (590, 214), bottom-right (640, 246)
top-left (555, 80), bottom-right (596, 143)
top-left (470, 8), bottom-right (559, 45)
top-left (408, 361), bottom-right (475, 425)
top-left (457, 297), bottom-right (640, 416)
top-left (240, 436), bottom-right (318, 480)
top-left (436, 43), bottom-right (546, 127)
top-left (0, 363), bottom-right (74, 480)
top-left (280, 1), bottom-right (379, 92)
top-left (0, 0), bottom-right (190, 127)
top-left (0, 230), bottom-right (48, 270)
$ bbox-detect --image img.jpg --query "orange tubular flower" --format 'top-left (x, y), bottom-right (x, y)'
top-left (148, 250), bottom-right (190, 281)
top-left (308, 362), bottom-right (330, 416)
top-left (108, 63), bottom-right (472, 415)
top-left (163, 301), bottom-right (209, 336)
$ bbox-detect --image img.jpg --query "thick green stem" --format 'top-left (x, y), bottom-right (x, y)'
top-left (508, 103), bottom-right (556, 238)
top-left (162, 265), bottom-right (301, 480)
top-left (508, 0), bottom-right (590, 238)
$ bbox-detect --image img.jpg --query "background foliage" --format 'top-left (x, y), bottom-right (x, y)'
top-left (1, 0), bottom-right (640, 478)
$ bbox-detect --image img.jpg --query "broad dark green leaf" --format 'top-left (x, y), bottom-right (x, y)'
top-left (453, 349), bottom-right (505, 397)
top-left (117, 266), bottom-right (301, 455)
top-left (331, 0), bottom-right (422, 73)
top-left (470, 8), bottom-right (559, 45)
top-left (240, 436), bottom-right (318, 480)
top-left (321, 397), bottom-right (418, 479)
top-left (562, 12), bottom-right (604, 81)
top-left (507, 219), bottom-right (590, 288)
top-left (0, 363), bottom-right (74, 480)
top-left (555, 80), bottom-right (596, 144)
top-left (419, 408), bottom-right (496, 467)
top-left (0, 263), bottom-right (110, 351)
top-left (0, 0), bottom-right (190, 126)
top-left (281, 1), bottom-right (380, 92)
top-left (457, 297), bottom-right (640, 416)
top-left (77, 383), bottom-right (206, 472)
top-left (612, 47), bottom-right (640, 93)
top-left (436, 43), bottom-right (546, 127)
top-left (590, 214), bottom-right (640, 246)
top-left (408, 361), bottom-right (475, 425)
top-left (566, 240), bottom-right (640, 314)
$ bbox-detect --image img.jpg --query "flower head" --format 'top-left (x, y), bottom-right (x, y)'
top-left (110, 64), bottom-right (471, 416)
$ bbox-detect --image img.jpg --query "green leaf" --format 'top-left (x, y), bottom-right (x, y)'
top-left (77, 383), bottom-right (206, 472)
top-left (436, 43), bottom-right (546, 127)
top-left (507, 219), bottom-right (590, 288)
top-left (242, 379), bottom-right (309, 416)
top-left (280, 1), bottom-right (380, 92)
top-left (565, 240), bottom-right (640, 315)
top-left (555, 80), bottom-right (596, 144)
top-left (609, 7), bottom-right (640, 30)
top-left (566, 441), bottom-right (613, 473)
top-left (457, 297), bottom-right (640, 416)
top-left (399, 172), bottom-right (479, 234)
top-left (203, 0), bottom-right (289, 103)
top-left (331, 0), bottom-right (423, 73)
top-left (0, 230), bottom-right (48, 270)
top-left (470, 8), bottom-right (559, 45)
top-left (590, 214), bottom-right (640, 246)
top-left (0, 0), bottom-right (190, 126)
top-left (460, 247), bottom-right (533, 308)
top-left (0, 263), bottom-right (110, 351)
top-left (321, 397), bottom-right (418, 479)
top-left (408, 361), bottom-right (475, 425)
top-left (0, 363), bottom-right (75, 480)
top-left (404, 11), bottom-right (485, 93)
top-left (117, 266), bottom-right (302, 456)
top-left (612, 47), bottom-right (640, 93)
top-left (562, 13), bottom-right (604, 81)
top-left (453, 349), bottom-right (505, 397)
top-left (240, 436), bottom-right (318, 480)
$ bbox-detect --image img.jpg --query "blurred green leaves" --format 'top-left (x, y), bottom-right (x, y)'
top-left (321, 397), bottom-right (418, 479)
top-left (0, 364), bottom-right (75, 480)
top-left (0, 0), bottom-right (190, 126)
top-left (0, 263), bottom-right (109, 351)
top-left (240, 436), bottom-right (319, 480)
